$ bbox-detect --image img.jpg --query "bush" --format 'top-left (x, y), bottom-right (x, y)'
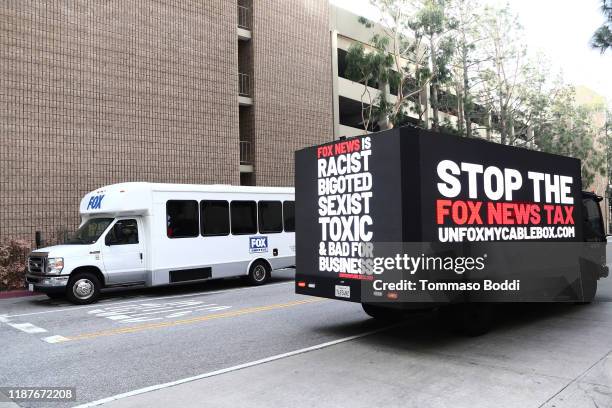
top-left (0, 239), bottom-right (31, 291)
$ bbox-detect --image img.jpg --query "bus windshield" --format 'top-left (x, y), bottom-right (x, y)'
top-left (65, 218), bottom-right (114, 245)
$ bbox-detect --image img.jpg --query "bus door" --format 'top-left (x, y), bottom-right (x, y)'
top-left (102, 218), bottom-right (147, 285)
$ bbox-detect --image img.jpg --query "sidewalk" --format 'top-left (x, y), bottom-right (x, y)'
top-left (0, 289), bottom-right (39, 299)
top-left (0, 391), bottom-right (20, 408)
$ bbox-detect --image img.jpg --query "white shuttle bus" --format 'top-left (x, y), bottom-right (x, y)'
top-left (26, 183), bottom-right (296, 304)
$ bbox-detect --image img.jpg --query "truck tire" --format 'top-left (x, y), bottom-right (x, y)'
top-left (66, 272), bottom-right (101, 305)
top-left (361, 303), bottom-right (405, 321)
top-left (452, 303), bottom-right (493, 337)
top-left (577, 272), bottom-right (597, 304)
top-left (247, 261), bottom-right (270, 286)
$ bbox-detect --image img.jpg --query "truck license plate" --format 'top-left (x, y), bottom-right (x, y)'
top-left (335, 285), bottom-right (350, 298)
top-left (28, 283), bottom-right (34, 292)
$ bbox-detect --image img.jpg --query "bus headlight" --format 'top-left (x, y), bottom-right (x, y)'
top-left (46, 257), bottom-right (64, 275)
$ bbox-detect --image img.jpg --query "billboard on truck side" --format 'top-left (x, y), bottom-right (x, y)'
top-left (295, 127), bottom-right (606, 305)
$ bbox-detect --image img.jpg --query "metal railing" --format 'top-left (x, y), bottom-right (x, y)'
top-left (237, 5), bottom-right (251, 29)
top-left (240, 140), bottom-right (252, 165)
top-left (239, 72), bottom-right (250, 97)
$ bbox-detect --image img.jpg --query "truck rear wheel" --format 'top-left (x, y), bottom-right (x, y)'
top-left (577, 272), bottom-right (597, 304)
top-left (247, 261), bottom-right (270, 286)
top-left (361, 303), bottom-right (405, 321)
top-left (441, 303), bottom-right (493, 336)
top-left (66, 272), bottom-right (101, 305)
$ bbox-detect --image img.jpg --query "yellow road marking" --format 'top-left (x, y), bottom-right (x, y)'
top-left (61, 298), bottom-right (325, 342)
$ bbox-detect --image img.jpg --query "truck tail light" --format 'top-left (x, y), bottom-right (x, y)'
top-left (297, 281), bottom-right (306, 287)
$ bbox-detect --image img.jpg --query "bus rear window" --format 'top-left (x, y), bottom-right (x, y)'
top-left (283, 201), bottom-right (295, 232)
top-left (167, 200), bottom-right (199, 238)
top-left (258, 201), bottom-right (282, 233)
top-left (231, 201), bottom-right (257, 235)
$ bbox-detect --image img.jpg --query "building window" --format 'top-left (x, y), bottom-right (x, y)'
top-left (167, 200), bottom-right (199, 238)
top-left (283, 201), bottom-right (295, 232)
top-left (231, 201), bottom-right (257, 235)
top-left (201, 200), bottom-right (230, 236)
top-left (258, 201), bottom-right (282, 233)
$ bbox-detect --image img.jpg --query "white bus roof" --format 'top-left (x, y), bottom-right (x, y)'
top-left (79, 182), bottom-right (294, 217)
top-left (89, 182), bottom-right (294, 194)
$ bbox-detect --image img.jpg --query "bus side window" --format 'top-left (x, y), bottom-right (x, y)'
top-left (283, 201), bottom-right (295, 232)
top-left (582, 198), bottom-right (604, 242)
top-left (201, 200), bottom-right (230, 236)
top-left (231, 201), bottom-right (257, 235)
top-left (258, 201), bottom-right (282, 233)
top-left (167, 200), bottom-right (199, 238)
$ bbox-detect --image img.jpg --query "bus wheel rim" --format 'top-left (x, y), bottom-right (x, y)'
top-left (253, 265), bottom-right (266, 281)
top-left (73, 279), bottom-right (94, 299)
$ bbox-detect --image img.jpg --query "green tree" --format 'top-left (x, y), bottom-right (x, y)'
top-left (412, 0), bottom-right (457, 131)
top-left (591, 0), bottom-right (612, 54)
top-left (477, 5), bottom-right (534, 145)
top-left (344, 38), bottom-right (395, 133)
top-left (344, 0), bottom-right (434, 131)
top-left (447, 0), bottom-right (488, 138)
top-left (533, 86), bottom-right (606, 187)
top-left (507, 56), bottom-right (560, 146)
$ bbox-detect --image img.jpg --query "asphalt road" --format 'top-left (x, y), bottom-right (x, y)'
top-left (0, 259), bottom-right (611, 408)
top-left (0, 270), bottom-right (389, 407)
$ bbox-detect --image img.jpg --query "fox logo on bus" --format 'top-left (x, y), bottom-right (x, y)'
top-left (86, 194), bottom-right (105, 210)
top-left (249, 236), bottom-right (268, 253)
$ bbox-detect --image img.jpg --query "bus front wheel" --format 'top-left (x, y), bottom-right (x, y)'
top-left (66, 272), bottom-right (101, 305)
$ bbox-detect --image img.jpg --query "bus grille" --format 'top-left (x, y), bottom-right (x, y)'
top-left (28, 256), bottom-right (47, 274)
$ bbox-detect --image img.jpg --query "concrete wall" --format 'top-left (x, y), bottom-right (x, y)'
top-left (251, 0), bottom-right (334, 186)
top-left (1, 1), bottom-right (240, 241)
top-left (0, 0), bottom-right (334, 241)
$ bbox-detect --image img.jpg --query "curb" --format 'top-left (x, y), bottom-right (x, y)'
top-left (0, 289), bottom-right (40, 299)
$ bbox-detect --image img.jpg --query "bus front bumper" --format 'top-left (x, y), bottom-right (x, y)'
top-left (25, 274), bottom-right (69, 294)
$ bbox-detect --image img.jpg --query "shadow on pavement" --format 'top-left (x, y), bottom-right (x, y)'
top-left (21, 269), bottom-right (295, 308)
top-left (311, 301), bottom-right (603, 350)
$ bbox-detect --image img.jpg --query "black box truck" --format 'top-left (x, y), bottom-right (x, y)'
top-left (295, 127), bottom-right (608, 333)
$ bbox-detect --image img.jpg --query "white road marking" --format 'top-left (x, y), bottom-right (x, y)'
top-left (87, 300), bottom-right (231, 324)
top-left (0, 314), bottom-right (9, 323)
top-left (42, 335), bottom-right (70, 344)
top-left (4, 281), bottom-right (293, 319)
top-left (73, 324), bottom-right (398, 408)
top-left (8, 322), bottom-right (47, 334)
top-left (98, 301), bottom-right (207, 315)
top-left (106, 315), bottom-right (131, 321)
